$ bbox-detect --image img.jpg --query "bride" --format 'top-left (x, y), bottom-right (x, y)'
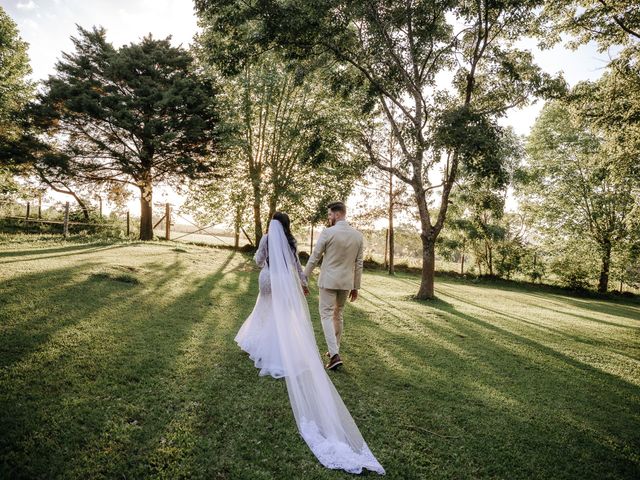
top-left (235, 212), bottom-right (385, 475)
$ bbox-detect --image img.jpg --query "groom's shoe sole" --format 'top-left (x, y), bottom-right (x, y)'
top-left (326, 361), bottom-right (343, 370)
top-left (326, 355), bottom-right (343, 370)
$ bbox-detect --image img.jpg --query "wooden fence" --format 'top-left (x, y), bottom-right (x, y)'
top-left (0, 199), bottom-right (134, 238)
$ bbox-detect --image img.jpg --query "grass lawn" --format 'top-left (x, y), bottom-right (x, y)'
top-left (1, 237), bottom-right (639, 479)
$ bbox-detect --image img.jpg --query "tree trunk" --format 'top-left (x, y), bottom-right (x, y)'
top-left (234, 205), bottom-right (241, 248)
top-left (460, 241), bottom-right (466, 275)
top-left (388, 197), bottom-right (395, 276)
top-left (139, 181), bottom-right (153, 241)
top-left (598, 240), bottom-right (612, 293)
top-left (384, 228), bottom-right (388, 268)
top-left (253, 196), bottom-right (263, 245)
top-left (268, 195), bottom-right (277, 223)
top-left (488, 244), bottom-right (493, 276)
top-left (387, 147), bottom-right (395, 275)
top-left (416, 235), bottom-right (435, 299)
top-left (77, 197), bottom-right (90, 221)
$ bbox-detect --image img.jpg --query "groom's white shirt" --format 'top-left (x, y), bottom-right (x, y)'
top-left (303, 220), bottom-right (364, 290)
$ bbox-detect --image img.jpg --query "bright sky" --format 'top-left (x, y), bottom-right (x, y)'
top-left (4, 0), bottom-right (618, 219)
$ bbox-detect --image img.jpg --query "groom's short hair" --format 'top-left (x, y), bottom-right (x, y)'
top-left (327, 202), bottom-right (346, 214)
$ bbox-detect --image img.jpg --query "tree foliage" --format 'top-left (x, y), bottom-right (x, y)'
top-left (0, 6), bottom-right (33, 140)
top-left (521, 93), bottom-right (640, 292)
top-left (32, 26), bottom-right (224, 239)
top-left (194, 0), bottom-right (566, 298)
top-left (191, 33), bottom-right (366, 244)
top-left (541, 0), bottom-right (640, 51)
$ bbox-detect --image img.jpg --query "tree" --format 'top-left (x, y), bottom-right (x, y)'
top-left (541, 0), bottom-right (640, 52)
top-left (34, 26), bottom-right (224, 240)
top-left (522, 98), bottom-right (639, 292)
top-left (191, 42), bottom-right (366, 245)
top-left (0, 7), bottom-right (34, 194)
top-left (0, 7), bottom-right (33, 139)
top-left (355, 112), bottom-right (414, 275)
top-left (183, 152), bottom-right (252, 248)
top-left (194, 0), bottom-right (565, 299)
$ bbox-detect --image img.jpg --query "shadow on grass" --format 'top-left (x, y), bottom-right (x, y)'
top-left (3, 253), bottom-right (639, 479)
top-left (0, 243), bottom-right (132, 265)
top-left (0, 260), bottom-right (133, 369)
top-left (0, 250), bottom-right (257, 479)
top-left (341, 289), bottom-right (640, 480)
top-left (390, 270), bottom-right (640, 327)
top-left (0, 241), bottom-right (116, 259)
top-left (527, 291), bottom-right (640, 323)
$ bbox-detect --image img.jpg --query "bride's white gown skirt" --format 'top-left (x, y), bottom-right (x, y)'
top-left (235, 291), bottom-right (286, 378)
top-left (235, 222), bottom-right (385, 475)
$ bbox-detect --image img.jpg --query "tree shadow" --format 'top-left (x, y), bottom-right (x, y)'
top-left (339, 290), bottom-right (640, 479)
top-left (0, 250), bottom-right (251, 478)
top-left (390, 270), bottom-right (640, 323)
top-left (527, 291), bottom-right (640, 324)
top-left (0, 243), bottom-right (132, 265)
top-left (0, 260), bottom-right (140, 369)
top-left (0, 241), bottom-right (117, 259)
top-left (435, 285), bottom-right (639, 357)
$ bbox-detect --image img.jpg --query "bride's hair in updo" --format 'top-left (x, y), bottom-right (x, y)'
top-left (272, 211), bottom-right (297, 252)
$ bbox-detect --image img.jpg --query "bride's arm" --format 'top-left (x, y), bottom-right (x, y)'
top-left (294, 251), bottom-right (308, 287)
top-left (254, 235), bottom-right (268, 267)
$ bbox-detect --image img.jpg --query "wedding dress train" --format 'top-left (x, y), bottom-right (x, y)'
top-left (235, 220), bottom-right (384, 475)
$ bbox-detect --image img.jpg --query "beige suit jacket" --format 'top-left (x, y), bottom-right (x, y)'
top-left (303, 220), bottom-right (364, 290)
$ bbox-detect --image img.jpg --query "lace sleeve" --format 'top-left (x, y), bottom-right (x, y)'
top-left (294, 251), bottom-right (308, 287)
top-left (254, 235), bottom-right (268, 267)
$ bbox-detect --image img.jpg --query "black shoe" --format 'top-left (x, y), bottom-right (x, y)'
top-left (326, 354), bottom-right (343, 370)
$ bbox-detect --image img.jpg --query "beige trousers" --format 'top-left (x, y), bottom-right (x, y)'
top-left (319, 288), bottom-right (348, 356)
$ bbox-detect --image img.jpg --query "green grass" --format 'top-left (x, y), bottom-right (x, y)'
top-left (1, 237), bottom-right (639, 479)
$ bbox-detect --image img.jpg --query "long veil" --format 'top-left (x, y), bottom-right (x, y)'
top-left (267, 220), bottom-right (384, 474)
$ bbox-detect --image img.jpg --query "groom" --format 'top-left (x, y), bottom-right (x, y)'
top-left (304, 201), bottom-right (364, 370)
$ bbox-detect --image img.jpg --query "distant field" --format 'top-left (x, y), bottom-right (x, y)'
top-left (154, 228), bottom-right (249, 247)
top-left (1, 237), bottom-right (639, 479)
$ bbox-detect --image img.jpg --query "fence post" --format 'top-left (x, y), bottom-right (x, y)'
top-left (126, 211), bottom-right (130, 236)
top-left (26, 202), bottom-right (30, 220)
top-left (63, 202), bottom-right (70, 239)
top-left (38, 195), bottom-right (42, 219)
top-left (165, 203), bottom-right (171, 240)
top-left (99, 196), bottom-right (103, 218)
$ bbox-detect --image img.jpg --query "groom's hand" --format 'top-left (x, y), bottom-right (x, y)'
top-left (349, 289), bottom-right (358, 302)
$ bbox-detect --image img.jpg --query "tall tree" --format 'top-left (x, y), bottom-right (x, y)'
top-left (0, 6), bottom-right (34, 193)
top-left (34, 26), bottom-right (224, 240)
top-left (522, 98), bottom-right (639, 292)
top-left (541, 0), bottom-right (640, 51)
top-left (183, 150), bottom-right (252, 248)
top-left (192, 43), bottom-right (365, 245)
top-left (194, 0), bottom-right (565, 299)
top-left (0, 6), bottom-right (32, 139)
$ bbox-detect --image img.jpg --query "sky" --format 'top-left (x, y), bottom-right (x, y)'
top-left (3, 0), bottom-right (618, 219)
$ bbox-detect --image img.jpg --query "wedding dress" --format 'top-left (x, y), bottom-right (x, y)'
top-left (235, 220), bottom-right (385, 475)
top-left (235, 230), bottom-right (306, 378)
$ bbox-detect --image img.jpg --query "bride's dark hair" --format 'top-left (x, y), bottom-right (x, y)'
top-left (272, 211), bottom-right (297, 252)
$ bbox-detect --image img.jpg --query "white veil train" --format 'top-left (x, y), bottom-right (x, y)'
top-left (266, 219), bottom-right (384, 474)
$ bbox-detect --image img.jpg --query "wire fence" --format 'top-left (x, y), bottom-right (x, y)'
top-left (0, 198), bottom-right (132, 237)
top-left (0, 199), bottom-right (254, 248)
top-left (157, 210), bottom-right (252, 248)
